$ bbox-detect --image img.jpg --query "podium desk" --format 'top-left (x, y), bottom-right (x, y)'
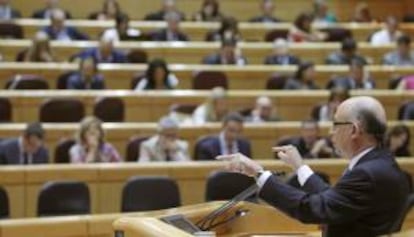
top-left (113, 201), bottom-right (320, 237)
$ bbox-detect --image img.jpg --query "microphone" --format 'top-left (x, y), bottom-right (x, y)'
top-left (195, 184), bottom-right (258, 231)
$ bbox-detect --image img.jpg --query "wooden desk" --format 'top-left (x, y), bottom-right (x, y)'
top-left (0, 63), bottom-right (411, 90)
top-left (0, 39), bottom-right (396, 64)
top-left (2, 159), bottom-right (414, 218)
top-left (0, 89), bottom-right (407, 123)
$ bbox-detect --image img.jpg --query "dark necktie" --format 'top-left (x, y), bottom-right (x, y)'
top-left (22, 153), bottom-right (29, 165)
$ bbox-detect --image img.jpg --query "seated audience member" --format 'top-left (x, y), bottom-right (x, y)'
top-left (327, 59), bottom-right (375, 90)
top-left (0, 122), bottom-right (49, 165)
top-left (101, 14), bottom-right (141, 42)
top-left (0, 0), bottom-right (20, 19)
top-left (208, 16), bottom-right (241, 42)
top-left (134, 58), bottom-right (179, 90)
top-left (74, 35), bottom-right (126, 63)
top-left (70, 116), bottom-right (121, 163)
top-left (383, 34), bottom-right (414, 66)
top-left (88, 0), bottom-right (123, 20)
top-left (288, 12), bottom-right (327, 42)
top-left (325, 38), bottom-right (368, 65)
top-left (195, 113), bottom-right (251, 161)
top-left (202, 37), bottom-right (247, 65)
top-left (312, 0), bottom-right (336, 23)
top-left (312, 86), bottom-right (350, 121)
top-left (352, 2), bottom-right (374, 23)
top-left (67, 57), bottom-right (105, 89)
top-left (193, 87), bottom-right (228, 125)
top-left (246, 96), bottom-right (280, 123)
top-left (370, 16), bottom-right (403, 46)
top-left (151, 11), bottom-right (189, 41)
top-left (249, 0), bottom-right (282, 23)
top-left (277, 120), bottom-right (335, 158)
top-left (32, 0), bottom-right (72, 19)
top-left (145, 0), bottom-right (185, 21)
top-left (23, 31), bottom-right (57, 62)
top-left (385, 124), bottom-right (411, 157)
top-left (192, 0), bottom-right (223, 22)
top-left (41, 9), bottom-right (88, 41)
top-left (264, 38), bottom-right (300, 65)
top-left (284, 62), bottom-right (319, 90)
top-left (139, 117), bottom-right (189, 162)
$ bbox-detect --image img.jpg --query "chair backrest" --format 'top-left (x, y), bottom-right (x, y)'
top-left (94, 97), bottom-right (125, 122)
top-left (56, 71), bottom-right (75, 89)
top-left (0, 98), bottom-right (12, 122)
top-left (398, 101), bottom-right (414, 120)
top-left (205, 171), bottom-right (256, 202)
top-left (264, 29), bottom-right (289, 42)
top-left (39, 98), bottom-right (85, 122)
top-left (266, 73), bottom-right (288, 89)
top-left (170, 103), bottom-right (198, 115)
top-left (0, 186), bottom-right (9, 219)
top-left (0, 22), bottom-right (23, 39)
top-left (5, 75), bottom-right (49, 90)
top-left (54, 138), bottom-right (76, 163)
top-left (121, 176), bottom-right (181, 212)
top-left (125, 136), bottom-right (150, 162)
top-left (310, 104), bottom-right (324, 121)
top-left (37, 181), bottom-right (90, 217)
top-left (127, 49), bottom-right (148, 63)
top-left (192, 71), bottom-right (228, 90)
top-left (320, 28), bottom-right (353, 42)
top-left (130, 73), bottom-right (146, 89)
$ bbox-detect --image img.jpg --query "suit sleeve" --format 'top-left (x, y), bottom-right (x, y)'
top-left (259, 168), bottom-right (374, 224)
top-left (196, 144), bottom-right (214, 161)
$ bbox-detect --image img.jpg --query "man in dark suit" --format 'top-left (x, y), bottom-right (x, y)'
top-left (144, 0), bottom-right (185, 21)
top-left (0, 122), bottom-right (49, 165)
top-left (264, 38), bottom-right (301, 65)
top-left (249, 0), bottom-right (282, 23)
top-left (32, 0), bottom-right (72, 19)
top-left (325, 38), bottom-right (367, 65)
top-left (218, 96), bottom-right (410, 237)
top-left (74, 36), bottom-right (126, 63)
top-left (202, 37), bottom-right (247, 65)
top-left (326, 59), bottom-right (375, 90)
top-left (195, 113), bottom-right (251, 161)
top-left (151, 11), bottom-right (189, 41)
top-left (41, 9), bottom-right (88, 41)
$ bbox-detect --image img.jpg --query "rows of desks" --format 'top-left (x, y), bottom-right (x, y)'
top-left (1, 120), bottom-right (414, 165)
top-left (1, 159), bottom-right (413, 219)
top-left (0, 63), bottom-right (412, 90)
top-left (0, 40), bottom-right (398, 64)
top-left (9, 19), bottom-right (414, 42)
top-left (0, 90), bottom-right (408, 123)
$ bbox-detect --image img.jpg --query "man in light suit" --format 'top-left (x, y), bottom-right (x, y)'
top-left (0, 122), bottom-right (49, 165)
top-left (218, 96), bottom-right (410, 237)
top-left (195, 113), bottom-right (251, 161)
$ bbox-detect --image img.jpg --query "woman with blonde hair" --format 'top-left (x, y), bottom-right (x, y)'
top-left (192, 87), bottom-right (228, 125)
top-left (69, 116), bottom-right (121, 163)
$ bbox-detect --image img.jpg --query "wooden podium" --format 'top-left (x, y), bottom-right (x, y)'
top-left (113, 201), bottom-right (321, 237)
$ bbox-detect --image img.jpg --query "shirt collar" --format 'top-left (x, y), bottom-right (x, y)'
top-left (348, 147), bottom-right (374, 170)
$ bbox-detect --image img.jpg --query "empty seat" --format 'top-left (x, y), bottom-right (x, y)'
top-left (264, 29), bottom-right (289, 42)
top-left (127, 49), bottom-right (148, 63)
top-left (125, 136), bottom-right (150, 162)
top-left (37, 181), bottom-right (90, 217)
top-left (192, 71), bottom-right (228, 90)
top-left (121, 176), bottom-right (181, 212)
top-left (0, 186), bottom-right (9, 219)
top-left (54, 138), bottom-right (76, 163)
top-left (0, 22), bottom-right (23, 39)
top-left (5, 75), bottom-right (49, 90)
top-left (321, 28), bottom-right (353, 42)
top-left (205, 171), bottom-right (257, 202)
top-left (39, 98), bottom-right (85, 122)
top-left (265, 73), bottom-right (289, 89)
top-left (94, 97), bottom-right (125, 122)
top-left (0, 98), bottom-right (12, 122)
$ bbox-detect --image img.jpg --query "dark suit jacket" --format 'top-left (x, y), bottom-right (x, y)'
top-left (326, 77), bottom-right (375, 90)
top-left (195, 135), bottom-right (251, 161)
top-left (264, 54), bottom-right (301, 65)
top-left (0, 138), bottom-right (49, 165)
top-left (150, 29), bottom-right (189, 41)
top-left (260, 148), bottom-right (410, 237)
top-left (249, 15), bottom-right (282, 23)
top-left (32, 9), bottom-right (72, 19)
top-left (75, 48), bottom-right (126, 63)
top-left (42, 26), bottom-right (89, 41)
top-left (202, 53), bottom-right (248, 65)
top-left (66, 72), bottom-right (105, 89)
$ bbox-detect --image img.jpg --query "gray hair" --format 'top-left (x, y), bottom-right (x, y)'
top-left (157, 116), bottom-right (179, 132)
